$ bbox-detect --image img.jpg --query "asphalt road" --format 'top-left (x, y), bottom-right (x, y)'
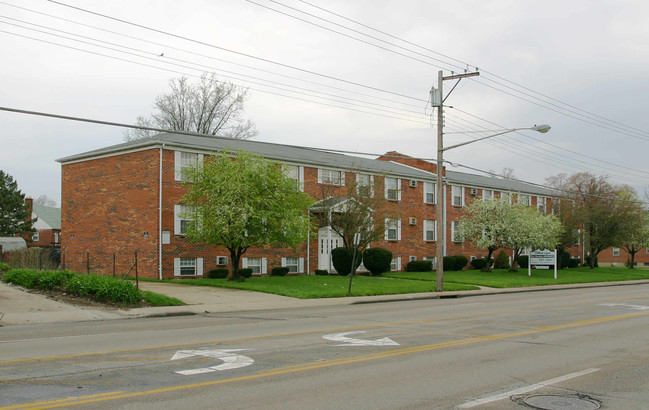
top-left (2, 285), bottom-right (649, 409)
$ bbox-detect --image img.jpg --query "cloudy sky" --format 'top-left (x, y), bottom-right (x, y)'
top-left (2, 0), bottom-right (649, 204)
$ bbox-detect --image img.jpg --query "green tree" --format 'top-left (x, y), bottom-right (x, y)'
top-left (459, 194), bottom-right (563, 271)
top-left (182, 151), bottom-right (314, 281)
top-left (0, 171), bottom-right (35, 237)
top-left (617, 192), bottom-right (649, 269)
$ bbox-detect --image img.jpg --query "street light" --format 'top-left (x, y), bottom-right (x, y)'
top-left (433, 71), bottom-right (551, 292)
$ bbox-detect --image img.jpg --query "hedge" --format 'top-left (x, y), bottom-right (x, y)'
top-left (208, 268), bottom-right (229, 279)
top-left (331, 247), bottom-right (362, 276)
top-left (271, 267), bottom-right (290, 276)
top-left (406, 260), bottom-right (433, 272)
top-left (362, 247), bottom-right (393, 275)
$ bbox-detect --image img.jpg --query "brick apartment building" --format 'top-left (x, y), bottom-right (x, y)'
top-left (58, 133), bottom-right (577, 279)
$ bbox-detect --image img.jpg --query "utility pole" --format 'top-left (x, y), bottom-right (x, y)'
top-left (432, 70), bottom-right (479, 292)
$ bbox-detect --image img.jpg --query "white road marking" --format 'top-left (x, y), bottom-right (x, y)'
top-left (171, 349), bottom-right (254, 375)
top-left (600, 303), bottom-right (649, 311)
top-left (458, 368), bottom-right (600, 408)
top-left (323, 331), bottom-right (399, 346)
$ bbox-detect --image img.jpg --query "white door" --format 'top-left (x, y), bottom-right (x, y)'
top-left (318, 226), bottom-right (343, 272)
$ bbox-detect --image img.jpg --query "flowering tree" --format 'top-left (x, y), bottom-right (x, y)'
top-left (460, 194), bottom-right (563, 270)
top-left (182, 151), bottom-right (314, 281)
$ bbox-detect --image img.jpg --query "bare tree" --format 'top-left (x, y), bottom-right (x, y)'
top-left (488, 167), bottom-right (517, 180)
top-left (124, 73), bottom-right (257, 141)
top-left (34, 194), bottom-right (57, 207)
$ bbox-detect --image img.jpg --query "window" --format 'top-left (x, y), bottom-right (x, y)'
top-left (613, 247), bottom-right (620, 256)
top-left (518, 194), bottom-right (531, 206)
top-left (451, 186), bottom-right (463, 207)
top-left (385, 218), bottom-right (401, 241)
top-left (54, 232), bottom-right (60, 243)
top-left (281, 257), bottom-right (304, 273)
top-left (174, 151), bottom-right (203, 181)
top-left (318, 168), bottom-right (345, 186)
top-left (174, 204), bottom-right (195, 235)
top-left (423, 220), bottom-right (436, 241)
top-left (409, 255), bottom-right (417, 262)
top-left (283, 165), bottom-right (304, 191)
top-left (356, 173), bottom-right (374, 197)
top-left (482, 190), bottom-right (494, 201)
top-left (174, 257), bottom-right (203, 276)
top-left (385, 177), bottom-right (401, 201)
top-left (423, 182), bottom-right (435, 204)
top-left (390, 257), bottom-right (402, 271)
top-left (537, 197), bottom-right (547, 213)
top-left (243, 257), bottom-right (267, 274)
top-left (32, 231), bottom-right (39, 242)
top-left (451, 221), bottom-right (462, 242)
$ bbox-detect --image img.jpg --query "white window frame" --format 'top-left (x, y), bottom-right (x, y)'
top-left (174, 257), bottom-right (203, 277)
top-left (518, 193), bottom-right (531, 206)
top-left (613, 247), bottom-right (620, 256)
top-left (423, 182), bottom-right (435, 204)
top-left (32, 231), bottom-right (39, 242)
top-left (409, 255), bottom-right (417, 262)
top-left (423, 256), bottom-right (437, 269)
top-left (537, 197), bottom-right (547, 213)
top-left (384, 218), bottom-right (402, 241)
top-left (390, 257), bottom-right (402, 271)
top-left (318, 168), bottom-right (345, 186)
top-left (174, 204), bottom-right (195, 235)
top-left (423, 220), bottom-right (436, 242)
top-left (54, 232), bottom-right (60, 243)
top-left (385, 177), bottom-right (401, 201)
top-left (242, 257), bottom-right (268, 275)
top-left (451, 186), bottom-right (463, 207)
top-left (281, 257), bottom-right (305, 274)
top-left (451, 221), bottom-right (463, 243)
top-left (356, 173), bottom-right (375, 197)
top-left (482, 189), bottom-right (494, 201)
top-left (174, 151), bottom-right (204, 182)
top-left (283, 164), bottom-right (305, 191)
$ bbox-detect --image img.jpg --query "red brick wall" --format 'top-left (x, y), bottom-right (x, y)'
top-left (62, 149), bottom-right (160, 277)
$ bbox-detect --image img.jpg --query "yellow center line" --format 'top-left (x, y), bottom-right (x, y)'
top-left (2, 310), bottom-right (645, 410)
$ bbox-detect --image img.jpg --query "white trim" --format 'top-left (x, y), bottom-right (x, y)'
top-left (174, 205), bottom-right (182, 235)
top-left (298, 257), bottom-right (305, 273)
top-left (261, 258), bottom-right (268, 275)
top-left (197, 258), bottom-right (203, 276)
top-left (174, 258), bottom-right (180, 276)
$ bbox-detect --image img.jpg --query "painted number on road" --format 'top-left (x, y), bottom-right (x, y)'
top-left (171, 349), bottom-right (254, 375)
top-left (323, 331), bottom-right (399, 346)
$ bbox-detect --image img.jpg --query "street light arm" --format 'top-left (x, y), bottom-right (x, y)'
top-left (441, 125), bottom-right (551, 152)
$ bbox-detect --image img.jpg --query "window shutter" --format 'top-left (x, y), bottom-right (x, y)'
top-left (317, 169), bottom-right (323, 184)
top-left (242, 258), bottom-right (248, 269)
top-left (340, 171), bottom-right (346, 186)
top-left (174, 258), bottom-right (180, 276)
top-left (298, 258), bottom-right (305, 273)
top-left (197, 258), bottom-right (204, 276)
top-left (281, 257), bottom-right (287, 267)
top-left (369, 175), bottom-right (375, 197)
top-left (384, 218), bottom-right (389, 240)
top-left (397, 257), bottom-right (402, 271)
top-left (299, 166), bottom-right (304, 191)
top-left (174, 205), bottom-right (181, 235)
top-left (397, 219), bottom-right (402, 240)
top-left (198, 153), bottom-right (204, 166)
top-left (397, 179), bottom-right (402, 200)
top-left (174, 151), bottom-right (182, 181)
top-left (262, 258), bottom-right (268, 274)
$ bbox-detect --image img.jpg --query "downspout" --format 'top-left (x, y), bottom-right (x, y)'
top-left (306, 229), bottom-right (310, 275)
top-left (158, 145), bottom-right (164, 280)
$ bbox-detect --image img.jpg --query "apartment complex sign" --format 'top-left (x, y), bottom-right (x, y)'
top-left (529, 249), bottom-right (558, 279)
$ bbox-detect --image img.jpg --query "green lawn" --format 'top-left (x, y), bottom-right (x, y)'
top-left (164, 275), bottom-right (479, 298)
top-left (384, 267), bottom-right (649, 288)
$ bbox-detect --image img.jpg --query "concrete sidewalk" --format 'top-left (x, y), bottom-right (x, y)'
top-left (2, 279), bottom-right (649, 326)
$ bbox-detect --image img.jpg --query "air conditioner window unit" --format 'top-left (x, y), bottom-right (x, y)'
top-left (470, 188), bottom-right (478, 195)
top-left (217, 256), bottom-right (228, 265)
top-left (409, 217), bottom-right (417, 225)
top-left (410, 180), bottom-right (418, 188)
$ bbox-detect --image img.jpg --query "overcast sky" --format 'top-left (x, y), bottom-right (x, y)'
top-left (2, 0), bottom-right (649, 205)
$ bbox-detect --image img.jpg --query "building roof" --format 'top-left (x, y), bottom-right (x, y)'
top-left (0, 237), bottom-right (27, 252)
top-left (32, 205), bottom-right (61, 230)
top-left (57, 132), bottom-right (556, 197)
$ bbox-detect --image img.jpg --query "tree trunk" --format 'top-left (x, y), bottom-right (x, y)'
top-left (228, 247), bottom-right (246, 282)
top-left (629, 250), bottom-right (637, 269)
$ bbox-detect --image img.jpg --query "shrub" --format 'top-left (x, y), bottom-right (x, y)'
top-left (37, 270), bottom-right (74, 290)
top-left (238, 268), bottom-right (253, 278)
top-left (493, 251), bottom-right (510, 269)
top-left (470, 258), bottom-right (490, 270)
top-left (314, 269), bottom-right (329, 275)
top-left (3, 269), bottom-right (41, 288)
top-left (362, 248), bottom-right (393, 275)
top-left (558, 250), bottom-right (571, 269)
top-left (331, 247), bottom-right (362, 276)
top-left (517, 255), bottom-right (529, 269)
top-left (568, 257), bottom-right (581, 268)
top-left (208, 268), bottom-right (229, 279)
top-left (271, 267), bottom-right (290, 276)
top-left (453, 255), bottom-right (468, 271)
top-left (406, 260), bottom-right (433, 272)
top-left (0, 262), bottom-right (10, 272)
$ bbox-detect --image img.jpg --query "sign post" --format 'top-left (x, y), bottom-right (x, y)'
top-left (529, 249), bottom-right (558, 279)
